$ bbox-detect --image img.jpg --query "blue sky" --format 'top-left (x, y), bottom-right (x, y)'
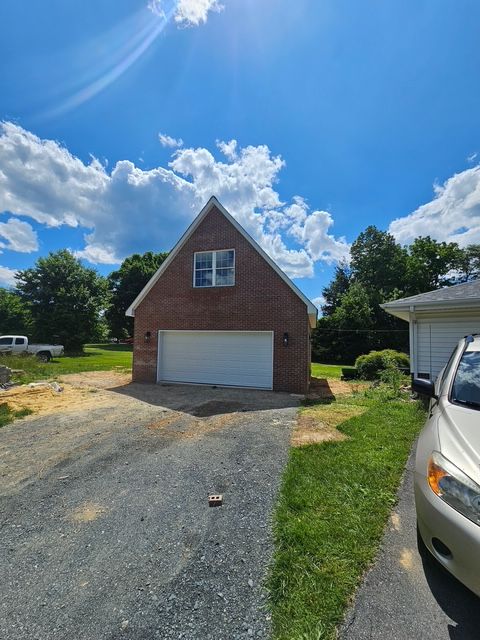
top-left (1, 0), bottom-right (480, 305)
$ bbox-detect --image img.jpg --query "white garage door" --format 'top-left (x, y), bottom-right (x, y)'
top-left (157, 331), bottom-right (273, 389)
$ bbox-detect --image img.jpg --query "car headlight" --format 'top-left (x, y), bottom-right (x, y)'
top-left (428, 451), bottom-right (480, 525)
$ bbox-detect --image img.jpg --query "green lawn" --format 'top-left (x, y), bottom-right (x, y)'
top-left (0, 404), bottom-right (32, 428)
top-left (311, 362), bottom-right (344, 379)
top-left (268, 388), bottom-right (425, 640)
top-left (1, 343), bottom-right (132, 383)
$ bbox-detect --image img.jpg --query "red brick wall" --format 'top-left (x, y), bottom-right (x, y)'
top-left (132, 205), bottom-right (311, 393)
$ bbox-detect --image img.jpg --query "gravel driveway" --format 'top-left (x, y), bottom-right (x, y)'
top-left (0, 378), bottom-right (298, 640)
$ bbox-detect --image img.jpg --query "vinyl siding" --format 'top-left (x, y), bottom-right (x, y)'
top-left (417, 315), bottom-right (480, 379)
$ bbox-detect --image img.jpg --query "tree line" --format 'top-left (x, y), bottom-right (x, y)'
top-left (1, 228), bottom-right (479, 356)
top-left (0, 249), bottom-right (168, 351)
top-left (314, 227), bottom-right (480, 364)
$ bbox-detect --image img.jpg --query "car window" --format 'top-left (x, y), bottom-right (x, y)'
top-left (15, 337), bottom-right (25, 345)
top-left (451, 350), bottom-right (480, 408)
top-left (0, 337), bottom-right (13, 345)
top-left (439, 347), bottom-right (458, 391)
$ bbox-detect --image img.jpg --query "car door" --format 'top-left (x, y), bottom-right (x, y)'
top-left (13, 337), bottom-right (26, 353)
top-left (0, 337), bottom-right (13, 353)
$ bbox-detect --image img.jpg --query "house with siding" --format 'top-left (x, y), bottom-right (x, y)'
top-left (381, 280), bottom-right (480, 380)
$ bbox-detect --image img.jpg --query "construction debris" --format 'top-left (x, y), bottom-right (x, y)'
top-left (0, 365), bottom-right (12, 385)
top-left (208, 494), bottom-right (223, 507)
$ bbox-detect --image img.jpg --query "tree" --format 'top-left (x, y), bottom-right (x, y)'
top-left (0, 288), bottom-right (33, 335)
top-left (106, 251), bottom-right (168, 338)
top-left (16, 250), bottom-right (108, 351)
top-left (321, 261), bottom-right (351, 316)
top-left (330, 282), bottom-right (374, 330)
top-left (350, 226), bottom-right (408, 301)
top-left (405, 236), bottom-right (462, 293)
top-left (456, 244), bottom-right (480, 282)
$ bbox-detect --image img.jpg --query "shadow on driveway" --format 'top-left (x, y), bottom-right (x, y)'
top-left (109, 381), bottom-right (300, 416)
top-left (417, 530), bottom-right (480, 639)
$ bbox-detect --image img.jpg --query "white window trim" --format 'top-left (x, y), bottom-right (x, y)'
top-left (193, 249), bottom-right (235, 288)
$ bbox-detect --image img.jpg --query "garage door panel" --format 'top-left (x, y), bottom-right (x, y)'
top-left (158, 331), bottom-right (273, 389)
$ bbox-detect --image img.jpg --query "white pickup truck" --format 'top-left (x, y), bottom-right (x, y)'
top-left (0, 335), bottom-right (64, 362)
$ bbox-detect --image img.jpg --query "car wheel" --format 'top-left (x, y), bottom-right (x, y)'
top-left (37, 352), bottom-right (51, 363)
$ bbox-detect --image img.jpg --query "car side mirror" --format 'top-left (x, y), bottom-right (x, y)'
top-left (412, 378), bottom-right (437, 399)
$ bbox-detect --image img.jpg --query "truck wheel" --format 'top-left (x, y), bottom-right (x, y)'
top-left (37, 351), bottom-right (51, 363)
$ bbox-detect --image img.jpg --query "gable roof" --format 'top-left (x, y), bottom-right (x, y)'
top-left (125, 196), bottom-right (318, 327)
top-left (381, 279), bottom-right (480, 320)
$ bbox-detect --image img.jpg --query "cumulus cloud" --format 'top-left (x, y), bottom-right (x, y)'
top-left (148, 0), bottom-right (223, 26)
top-left (0, 217), bottom-right (38, 253)
top-left (159, 132), bottom-right (184, 148)
top-left (73, 243), bottom-right (121, 265)
top-left (0, 265), bottom-right (17, 287)
top-left (389, 165), bottom-right (480, 247)
top-left (0, 122), bottom-right (349, 279)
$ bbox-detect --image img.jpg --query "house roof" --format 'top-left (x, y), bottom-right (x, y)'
top-left (381, 279), bottom-right (480, 320)
top-left (125, 196), bottom-right (318, 327)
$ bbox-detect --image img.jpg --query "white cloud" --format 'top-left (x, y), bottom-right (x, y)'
top-left (0, 217), bottom-right (38, 253)
top-left (216, 139), bottom-right (238, 161)
top-left (148, 0), bottom-right (223, 26)
top-left (0, 265), bottom-right (17, 288)
top-left (0, 122), bottom-right (348, 279)
top-left (73, 244), bottom-right (121, 265)
top-left (159, 132), bottom-right (184, 148)
top-left (389, 165), bottom-right (480, 247)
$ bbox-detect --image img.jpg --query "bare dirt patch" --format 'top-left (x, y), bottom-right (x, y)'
top-left (307, 377), bottom-right (365, 401)
top-left (146, 411), bottom-right (242, 440)
top-left (70, 502), bottom-right (107, 523)
top-left (0, 371), bottom-right (132, 417)
top-left (60, 370), bottom-right (132, 389)
top-left (292, 380), bottom-right (367, 446)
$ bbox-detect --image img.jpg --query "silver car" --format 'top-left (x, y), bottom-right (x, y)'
top-left (413, 334), bottom-right (480, 597)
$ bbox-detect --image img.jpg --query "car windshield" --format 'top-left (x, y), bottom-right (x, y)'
top-left (451, 349), bottom-right (480, 409)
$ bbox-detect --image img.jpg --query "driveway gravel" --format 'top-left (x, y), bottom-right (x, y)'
top-left (0, 379), bottom-right (298, 640)
top-left (340, 447), bottom-right (480, 640)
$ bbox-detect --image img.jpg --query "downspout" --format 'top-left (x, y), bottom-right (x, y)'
top-left (409, 305), bottom-right (418, 378)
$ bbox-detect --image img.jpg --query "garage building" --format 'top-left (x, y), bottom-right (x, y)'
top-left (126, 197), bottom-right (317, 394)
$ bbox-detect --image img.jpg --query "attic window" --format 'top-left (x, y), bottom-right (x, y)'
top-left (194, 250), bottom-right (235, 287)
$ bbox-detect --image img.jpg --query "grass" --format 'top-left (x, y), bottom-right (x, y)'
top-left (0, 343), bottom-right (132, 383)
top-left (311, 363), bottom-right (345, 379)
top-left (268, 387), bottom-right (426, 640)
top-left (0, 403), bottom-right (32, 428)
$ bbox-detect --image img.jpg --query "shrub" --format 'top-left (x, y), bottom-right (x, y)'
top-left (355, 349), bottom-right (409, 380)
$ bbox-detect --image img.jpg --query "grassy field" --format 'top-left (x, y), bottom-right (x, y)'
top-left (1, 343), bottom-right (132, 383)
top-left (311, 363), bottom-right (344, 379)
top-left (268, 387), bottom-right (425, 640)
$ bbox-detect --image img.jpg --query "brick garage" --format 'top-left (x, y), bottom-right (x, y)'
top-left (126, 197), bottom-right (317, 394)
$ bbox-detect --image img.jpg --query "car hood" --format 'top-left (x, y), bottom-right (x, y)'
top-left (438, 401), bottom-right (480, 484)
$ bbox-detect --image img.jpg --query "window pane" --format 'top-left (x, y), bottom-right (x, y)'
top-left (216, 250), bottom-right (234, 268)
top-left (452, 350), bottom-right (480, 406)
top-left (195, 269), bottom-right (213, 287)
top-left (0, 338), bottom-right (13, 345)
top-left (195, 252), bottom-right (212, 269)
top-left (216, 268), bottom-right (234, 286)
top-left (15, 338), bottom-right (25, 345)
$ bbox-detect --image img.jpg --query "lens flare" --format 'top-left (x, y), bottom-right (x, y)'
top-left (41, 2), bottom-right (178, 119)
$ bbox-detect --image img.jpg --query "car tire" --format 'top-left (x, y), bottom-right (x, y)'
top-left (37, 351), bottom-right (51, 363)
